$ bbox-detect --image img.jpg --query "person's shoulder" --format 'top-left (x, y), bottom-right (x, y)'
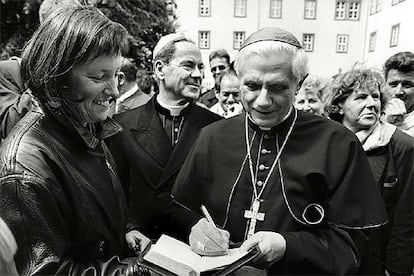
top-left (297, 110), bottom-right (354, 136)
top-left (113, 99), bottom-right (151, 126)
top-left (391, 128), bottom-right (414, 150)
top-left (191, 102), bottom-right (223, 122)
top-left (200, 113), bottom-right (243, 134)
top-left (1, 110), bottom-right (48, 170)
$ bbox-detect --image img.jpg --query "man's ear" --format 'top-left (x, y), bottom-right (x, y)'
top-left (118, 72), bottom-right (125, 86)
top-left (154, 60), bottom-right (165, 80)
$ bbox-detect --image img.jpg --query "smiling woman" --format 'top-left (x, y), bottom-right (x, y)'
top-left (0, 6), bottom-right (149, 276)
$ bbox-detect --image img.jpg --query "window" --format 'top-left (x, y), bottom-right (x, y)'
top-left (336, 34), bottom-right (349, 53)
top-left (391, 0), bottom-right (404, 5)
top-left (233, 32), bottom-right (245, 49)
top-left (304, 0), bottom-right (317, 19)
top-left (369, 32), bottom-right (376, 52)
top-left (390, 24), bottom-right (400, 47)
top-left (348, 1), bottom-right (360, 20)
top-left (198, 31), bottom-right (210, 49)
top-left (302, 34), bottom-right (315, 52)
top-left (234, 0), bottom-right (246, 17)
top-left (199, 0), bottom-right (210, 16)
top-left (335, 0), bottom-right (360, 20)
top-left (370, 0), bottom-right (382, 14)
top-left (335, 1), bottom-right (346, 19)
top-left (270, 0), bottom-right (282, 18)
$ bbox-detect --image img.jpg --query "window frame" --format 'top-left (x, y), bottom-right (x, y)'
top-left (348, 1), bottom-right (361, 20)
top-left (390, 24), bottom-right (400, 47)
top-left (335, 0), bottom-right (361, 21)
top-left (304, 0), bottom-right (317, 19)
top-left (302, 33), bottom-right (315, 52)
top-left (199, 0), bottom-right (211, 17)
top-left (269, 0), bottom-right (282, 18)
top-left (370, 0), bottom-right (382, 15)
top-left (234, 0), bottom-right (247, 17)
top-left (369, 31), bottom-right (376, 52)
top-left (198, 31), bottom-right (210, 49)
top-left (336, 34), bottom-right (349, 53)
top-left (233, 31), bottom-right (245, 50)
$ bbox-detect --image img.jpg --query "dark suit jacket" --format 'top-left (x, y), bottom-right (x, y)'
top-left (107, 98), bottom-right (222, 239)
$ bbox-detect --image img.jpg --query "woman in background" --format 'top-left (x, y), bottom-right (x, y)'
top-left (326, 68), bottom-right (413, 275)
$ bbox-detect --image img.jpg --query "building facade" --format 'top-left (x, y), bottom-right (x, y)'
top-left (174, 0), bottom-right (412, 80)
top-left (363, 0), bottom-right (413, 70)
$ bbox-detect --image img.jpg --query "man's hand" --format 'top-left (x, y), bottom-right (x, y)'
top-left (240, 231), bottom-right (286, 267)
top-left (189, 218), bottom-right (230, 256)
top-left (125, 230), bottom-right (151, 255)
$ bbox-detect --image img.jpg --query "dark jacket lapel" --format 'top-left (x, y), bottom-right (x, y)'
top-left (131, 100), bottom-right (172, 167)
top-left (366, 147), bottom-right (388, 186)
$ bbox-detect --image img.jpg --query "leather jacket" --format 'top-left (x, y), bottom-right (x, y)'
top-left (0, 106), bottom-right (143, 275)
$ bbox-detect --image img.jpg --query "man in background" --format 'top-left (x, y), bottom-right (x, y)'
top-left (382, 51), bottom-right (414, 136)
top-left (198, 49), bottom-right (230, 107)
top-left (115, 57), bottom-right (152, 114)
top-left (209, 70), bottom-right (243, 118)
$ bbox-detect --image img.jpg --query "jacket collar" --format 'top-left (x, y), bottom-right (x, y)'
top-left (43, 103), bottom-right (123, 149)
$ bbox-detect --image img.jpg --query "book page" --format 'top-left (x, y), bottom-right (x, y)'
top-left (144, 235), bottom-right (201, 271)
top-left (199, 248), bottom-right (249, 272)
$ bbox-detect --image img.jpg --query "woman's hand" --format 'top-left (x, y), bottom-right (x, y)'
top-left (189, 218), bottom-right (230, 256)
top-left (240, 231), bottom-right (286, 267)
top-left (125, 230), bottom-right (151, 255)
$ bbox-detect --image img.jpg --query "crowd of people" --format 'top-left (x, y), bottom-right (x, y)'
top-left (0, 2), bottom-right (413, 276)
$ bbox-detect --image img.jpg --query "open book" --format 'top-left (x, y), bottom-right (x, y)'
top-left (143, 234), bottom-right (258, 276)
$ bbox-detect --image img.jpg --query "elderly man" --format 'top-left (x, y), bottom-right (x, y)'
top-left (168, 27), bottom-right (387, 275)
top-left (209, 70), bottom-right (243, 118)
top-left (198, 49), bottom-right (231, 107)
top-left (107, 33), bottom-right (221, 240)
top-left (382, 51), bottom-right (414, 136)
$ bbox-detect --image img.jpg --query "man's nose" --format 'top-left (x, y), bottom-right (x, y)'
top-left (227, 94), bottom-right (235, 103)
top-left (394, 83), bottom-right (405, 98)
top-left (191, 67), bottom-right (202, 79)
top-left (255, 88), bottom-right (272, 107)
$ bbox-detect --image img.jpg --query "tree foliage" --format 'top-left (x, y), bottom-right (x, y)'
top-left (0, 0), bottom-right (175, 70)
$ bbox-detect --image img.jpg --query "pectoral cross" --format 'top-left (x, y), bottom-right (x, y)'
top-left (244, 199), bottom-right (265, 238)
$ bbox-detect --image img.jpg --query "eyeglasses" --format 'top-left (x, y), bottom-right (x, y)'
top-left (210, 65), bottom-right (227, 73)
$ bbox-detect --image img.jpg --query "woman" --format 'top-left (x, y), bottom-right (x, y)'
top-left (326, 69), bottom-right (413, 275)
top-left (294, 74), bottom-right (325, 116)
top-left (0, 6), bottom-right (147, 275)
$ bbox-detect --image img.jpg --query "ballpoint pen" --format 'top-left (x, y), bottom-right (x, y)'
top-left (200, 205), bottom-right (230, 254)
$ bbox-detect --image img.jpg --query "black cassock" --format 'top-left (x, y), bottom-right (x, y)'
top-left (169, 109), bottom-right (388, 275)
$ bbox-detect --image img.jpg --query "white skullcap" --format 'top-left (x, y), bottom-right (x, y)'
top-left (152, 33), bottom-right (189, 61)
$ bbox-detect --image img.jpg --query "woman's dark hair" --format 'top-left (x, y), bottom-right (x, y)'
top-left (21, 6), bottom-right (129, 104)
top-left (325, 68), bottom-right (385, 122)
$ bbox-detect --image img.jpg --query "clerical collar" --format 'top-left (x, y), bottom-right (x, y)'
top-left (155, 95), bottom-right (189, 116)
top-left (248, 106), bottom-right (294, 133)
top-left (118, 83), bottom-right (138, 103)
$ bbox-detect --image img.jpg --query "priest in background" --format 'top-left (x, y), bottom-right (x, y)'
top-left (168, 27), bottom-right (388, 275)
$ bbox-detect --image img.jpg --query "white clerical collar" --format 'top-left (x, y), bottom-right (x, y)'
top-left (156, 94), bottom-right (189, 116)
top-left (248, 106), bottom-right (293, 130)
top-left (118, 83), bottom-right (139, 103)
